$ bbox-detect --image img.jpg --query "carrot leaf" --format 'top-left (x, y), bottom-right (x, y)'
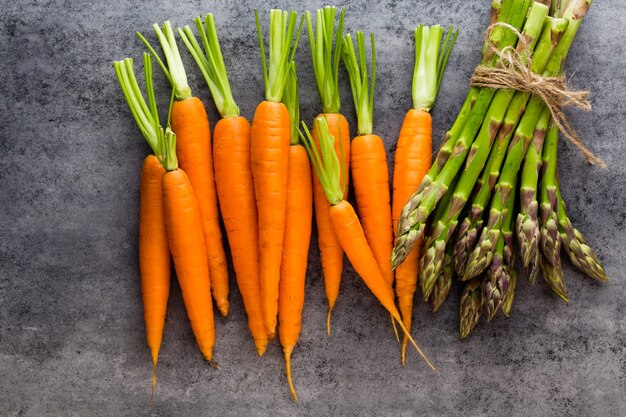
top-left (138, 21), bottom-right (192, 101)
top-left (162, 128), bottom-right (178, 171)
top-left (299, 117), bottom-right (343, 205)
top-left (113, 55), bottom-right (167, 164)
top-left (342, 32), bottom-right (376, 135)
top-left (178, 14), bottom-right (240, 118)
top-left (255, 9), bottom-right (303, 103)
top-left (412, 25), bottom-right (458, 111)
top-left (306, 7), bottom-right (345, 114)
top-left (282, 61), bottom-right (300, 145)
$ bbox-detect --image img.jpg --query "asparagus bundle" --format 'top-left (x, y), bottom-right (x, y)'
top-left (391, 0), bottom-right (607, 338)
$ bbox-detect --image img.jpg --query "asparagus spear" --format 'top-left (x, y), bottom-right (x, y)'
top-left (502, 269), bottom-right (517, 316)
top-left (392, 1), bottom-right (546, 268)
top-left (482, 166), bottom-right (517, 320)
top-left (431, 243), bottom-right (453, 313)
top-left (556, 182), bottom-right (608, 281)
top-left (539, 121), bottom-right (569, 302)
top-left (516, 109), bottom-right (551, 283)
top-left (413, 4), bottom-right (554, 293)
top-left (463, 0), bottom-right (591, 279)
top-left (459, 279), bottom-right (484, 339)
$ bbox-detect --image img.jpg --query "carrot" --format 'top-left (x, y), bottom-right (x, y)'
top-left (179, 15), bottom-right (268, 355)
top-left (278, 62), bottom-right (312, 401)
top-left (252, 9), bottom-right (303, 339)
top-left (113, 55), bottom-right (171, 395)
top-left (301, 116), bottom-right (435, 371)
top-left (305, 7), bottom-right (351, 333)
top-left (161, 129), bottom-right (216, 363)
top-left (392, 25), bottom-right (457, 365)
top-left (139, 21), bottom-right (230, 317)
top-left (342, 32), bottom-right (394, 292)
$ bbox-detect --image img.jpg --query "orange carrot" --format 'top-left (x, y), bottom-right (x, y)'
top-left (113, 56), bottom-right (171, 395)
top-left (178, 15), bottom-right (268, 354)
top-left (305, 7), bottom-right (351, 332)
top-left (301, 116), bottom-right (435, 371)
top-left (161, 130), bottom-right (216, 363)
top-left (139, 20), bottom-right (230, 317)
top-left (342, 32), bottom-right (394, 289)
top-left (278, 62), bottom-right (312, 401)
top-left (253, 9), bottom-right (303, 339)
top-left (392, 25), bottom-right (456, 365)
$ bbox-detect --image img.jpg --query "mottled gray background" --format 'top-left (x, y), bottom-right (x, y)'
top-left (1, 0), bottom-right (624, 416)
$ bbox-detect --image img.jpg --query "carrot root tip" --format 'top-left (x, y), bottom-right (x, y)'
top-left (326, 307), bottom-right (333, 337)
top-left (283, 349), bottom-right (298, 402)
top-left (255, 342), bottom-right (268, 357)
top-left (391, 314), bottom-right (400, 343)
top-left (217, 300), bottom-right (230, 317)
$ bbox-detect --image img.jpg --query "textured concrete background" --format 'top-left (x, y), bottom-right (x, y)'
top-left (1, 0), bottom-right (625, 416)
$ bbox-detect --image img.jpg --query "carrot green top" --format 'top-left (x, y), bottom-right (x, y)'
top-left (178, 14), bottom-right (239, 118)
top-left (282, 61), bottom-right (300, 145)
top-left (300, 117), bottom-right (343, 205)
top-left (114, 54), bottom-right (165, 161)
top-left (137, 21), bottom-right (192, 101)
top-left (412, 25), bottom-right (457, 111)
top-left (255, 9), bottom-right (303, 103)
top-left (306, 7), bottom-right (345, 114)
top-left (342, 32), bottom-right (376, 136)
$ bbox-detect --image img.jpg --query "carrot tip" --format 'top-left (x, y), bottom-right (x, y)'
top-left (391, 314), bottom-right (400, 343)
top-left (326, 307), bottom-right (333, 337)
top-left (284, 349), bottom-right (298, 402)
top-left (256, 343), bottom-right (268, 357)
top-left (217, 300), bottom-right (230, 317)
top-left (400, 340), bottom-right (407, 368)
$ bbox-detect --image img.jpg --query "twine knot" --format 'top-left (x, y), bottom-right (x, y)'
top-left (470, 23), bottom-right (605, 167)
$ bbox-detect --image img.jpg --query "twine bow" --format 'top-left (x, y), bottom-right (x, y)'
top-left (470, 23), bottom-right (605, 167)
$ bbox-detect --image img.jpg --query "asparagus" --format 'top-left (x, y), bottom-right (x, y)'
top-left (431, 242), bottom-right (454, 313)
top-left (556, 183), bottom-right (608, 281)
top-left (502, 269), bottom-right (517, 316)
top-left (418, 174), bottom-right (459, 300)
top-left (412, 5), bottom-right (554, 290)
top-left (459, 279), bottom-right (483, 339)
top-left (482, 168), bottom-right (517, 320)
top-left (516, 108), bottom-right (550, 283)
top-left (392, 1), bottom-right (547, 268)
top-left (456, 17), bottom-right (568, 279)
top-left (539, 121), bottom-right (569, 302)
top-left (463, 0), bottom-right (591, 279)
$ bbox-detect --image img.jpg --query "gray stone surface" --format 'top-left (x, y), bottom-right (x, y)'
top-left (1, 0), bottom-right (625, 415)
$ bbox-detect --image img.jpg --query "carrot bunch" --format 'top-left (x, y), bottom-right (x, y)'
top-left (301, 117), bottom-right (435, 372)
top-left (139, 21), bottom-right (230, 317)
top-left (179, 14), bottom-right (268, 356)
top-left (113, 53), bottom-right (216, 398)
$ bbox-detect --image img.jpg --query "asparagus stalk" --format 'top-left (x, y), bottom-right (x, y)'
top-left (463, 0), bottom-right (591, 279)
top-left (539, 121), bottom-right (569, 302)
top-left (411, 4), bottom-right (552, 292)
top-left (516, 108), bottom-right (551, 283)
top-left (556, 182), bottom-right (608, 281)
top-left (459, 279), bottom-right (483, 339)
top-left (482, 167), bottom-right (517, 320)
top-left (392, 1), bottom-right (546, 268)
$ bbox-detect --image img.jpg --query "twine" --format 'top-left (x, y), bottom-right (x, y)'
top-left (470, 23), bottom-right (605, 167)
